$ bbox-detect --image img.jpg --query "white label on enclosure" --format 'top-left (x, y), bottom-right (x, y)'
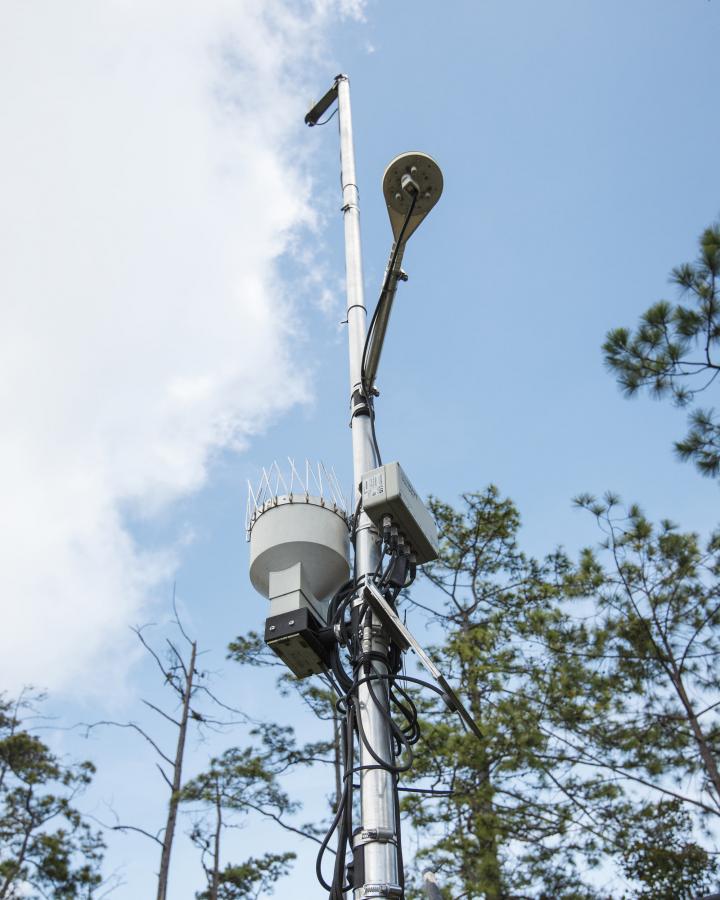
top-left (363, 472), bottom-right (385, 497)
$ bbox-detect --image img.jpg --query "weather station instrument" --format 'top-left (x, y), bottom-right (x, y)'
top-left (246, 75), bottom-right (480, 900)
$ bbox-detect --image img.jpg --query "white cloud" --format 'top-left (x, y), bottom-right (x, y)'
top-left (0, 0), bottom-right (363, 695)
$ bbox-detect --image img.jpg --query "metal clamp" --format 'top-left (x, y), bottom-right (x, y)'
top-left (354, 826), bottom-right (397, 847)
top-left (356, 884), bottom-right (403, 899)
top-left (350, 389), bottom-right (370, 420)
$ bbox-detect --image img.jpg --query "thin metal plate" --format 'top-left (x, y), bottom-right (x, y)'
top-left (363, 583), bottom-right (483, 741)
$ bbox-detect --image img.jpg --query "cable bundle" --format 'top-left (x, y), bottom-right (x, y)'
top-left (316, 524), bottom-right (426, 898)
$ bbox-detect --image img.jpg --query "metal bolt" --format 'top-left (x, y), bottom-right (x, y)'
top-left (268, 625), bottom-right (276, 632)
top-left (288, 619), bottom-right (295, 626)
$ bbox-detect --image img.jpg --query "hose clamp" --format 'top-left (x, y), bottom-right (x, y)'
top-left (356, 884), bottom-right (403, 899)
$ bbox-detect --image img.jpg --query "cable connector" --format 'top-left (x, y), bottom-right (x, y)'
top-left (400, 172), bottom-right (420, 198)
top-left (389, 524), bottom-right (399, 550)
top-left (385, 555), bottom-right (409, 591)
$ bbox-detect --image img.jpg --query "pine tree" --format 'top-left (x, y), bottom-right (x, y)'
top-left (603, 221), bottom-right (720, 478)
top-left (227, 634), bottom-right (341, 811)
top-left (561, 494), bottom-right (720, 896)
top-left (616, 799), bottom-right (717, 899)
top-left (402, 489), bottom-right (623, 899)
top-left (181, 746), bottom-right (296, 900)
top-left (0, 692), bottom-right (104, 899)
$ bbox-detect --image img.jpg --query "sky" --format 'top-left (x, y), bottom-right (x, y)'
top-left (1, 0), bottom-right (719, 897)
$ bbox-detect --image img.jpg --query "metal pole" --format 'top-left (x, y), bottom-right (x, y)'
top-left (335, 74), bottom-right (402, 899)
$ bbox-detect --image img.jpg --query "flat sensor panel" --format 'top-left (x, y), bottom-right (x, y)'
top-left (363, 583), bottom-right (483, 741)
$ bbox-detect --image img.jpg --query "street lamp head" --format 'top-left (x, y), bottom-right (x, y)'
top-left (382, 151), bottom-right (443, 243)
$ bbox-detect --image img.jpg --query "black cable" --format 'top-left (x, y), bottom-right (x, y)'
top-left (389, 682), bottom-right (421, 745)
top-left (358, 190), bottom-right (419, 468)
top-left (396, 785), bottom-right (454, 796)
top-left (379, 549), bottom-right (399, 586)
top-left (353, 656), bottom-right (415, 773)
top-left (349, 495), bottom-right (362, 543)
top-left (317, 683), bottom-right (359, 897)
top-left (369, 400), bottom-right (382, 467)
top-left (360, 189), bottom-right (418, 394)
top-left (315, 107), bottom-right (338, 126)
top-left (394, 771), bottom-right (405, 890)
top-left (331, 713), bottom-right (354, 898)
top-left (318, 537), bottom-right (441, 898)
top-left (357, 670), bottom-right (455, 702)
top-left (316, 773), bottom-right (349, 892)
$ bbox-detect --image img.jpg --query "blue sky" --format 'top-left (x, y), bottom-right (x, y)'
top-left (3, 0), bottom-right (720, 897)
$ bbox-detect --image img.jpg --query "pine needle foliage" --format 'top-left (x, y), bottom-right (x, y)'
top-left (570, 495), bottom-right (720, 819)
top-left (603, 222), bottom-right (720, 478)
top-left (617, 800), bottom-right (717, 899)
top-left (181, 746), bottom-right (297, 900)
top-left (0, 692), bottom-right (104, 900)
top-left (402, 489), bottom-right (623, 899)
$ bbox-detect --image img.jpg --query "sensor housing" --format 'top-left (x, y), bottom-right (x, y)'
top-left (361, 462), bottom-right (438, 564)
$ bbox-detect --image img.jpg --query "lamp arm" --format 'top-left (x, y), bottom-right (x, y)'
top-left (362, 238), bottom-right (408, 393)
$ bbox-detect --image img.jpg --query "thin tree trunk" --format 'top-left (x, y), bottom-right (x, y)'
top-left (464, 658), bottom-right (505, 900)
top-left (211, 784), bottom-right (222, 900)
top-left (156, 640), bottom-right (197, 900)
top-left (0, 789), bottom-right (35, 899)
top-left (671, 666), bottom-right (720, 803)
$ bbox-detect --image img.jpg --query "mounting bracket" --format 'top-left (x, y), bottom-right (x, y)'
top-left (362, 582), bottom-right (483, 741)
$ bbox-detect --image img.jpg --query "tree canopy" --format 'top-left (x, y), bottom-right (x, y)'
top-left (604, 221), bottom-right (720, 478)
top-left (0, 692), bottom-right (104, 900)
top-left (401, 488), bottom-right (720, 898)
